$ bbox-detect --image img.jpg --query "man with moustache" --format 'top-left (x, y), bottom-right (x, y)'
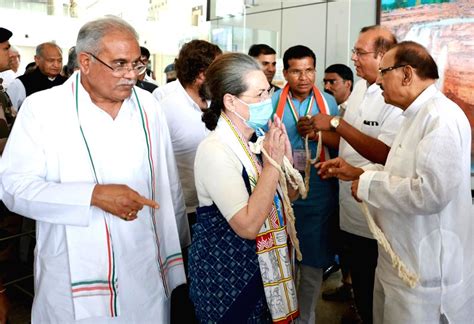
top-left (323, 64), bottom-right (353, 117)
top-left (248, 44), bottom-right (280, 90)
top-left (8, 42), bottom-right (66, 111)
top-left (272, 45), bottom-right (339, 323)
top-left (0, 17), bottom-right (186, 322)
top-left (319, 40), bottom-right (474, 324)
top-left (299, 26), bottom-right (403, 323)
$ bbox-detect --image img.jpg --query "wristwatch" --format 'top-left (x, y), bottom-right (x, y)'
top-left (330, 116), bottom-right (341, 130)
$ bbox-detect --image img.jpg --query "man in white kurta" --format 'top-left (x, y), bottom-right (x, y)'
top-left (0, 17), bottom-right (187, 323)
top-left (352, 41), bottom-right (473, 322)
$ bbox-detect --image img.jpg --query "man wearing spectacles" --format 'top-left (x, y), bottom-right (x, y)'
top-left (1, 16), bottom-right (187, 322)
top-left (271, 45), bottom-right (339, 324)
top-left (299, 25), bottom-right (403, 324)
top-left (321, 40), bottom-right (474, 324)
top-left (7, 42), bottom-right (67, 112)
top-left (323, 64), bottom-right (353, 117)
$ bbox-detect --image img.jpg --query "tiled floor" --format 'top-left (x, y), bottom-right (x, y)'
top-left (6, 270), bottom-right (349, 324)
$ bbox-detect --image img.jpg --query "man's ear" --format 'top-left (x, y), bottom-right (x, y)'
top-left (402, 65), bottom-right (414, 86)
top-left (283, 69), bottom-right (288, 82)
top-left (78, 52), bottom-right (91, 74)
top-left (195, 70), bottom-right (205, 85)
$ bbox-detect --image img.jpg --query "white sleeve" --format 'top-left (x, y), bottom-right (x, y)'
top-left (358, 120), bottom-right (464, 216)
top-left (377, 104), bottom-right (404, 147)
top-left (0, 97), bottom-right (95, 226)
top-left (152, 86), bottom-right (164, 102)
top-left (6, 79), bottom-right (26, 112)
top-left (154, 101), bottom-right (190, 247)
top-left (194, 138), bottom-right (249, 221)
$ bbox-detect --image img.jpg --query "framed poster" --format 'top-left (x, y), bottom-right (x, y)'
top-left (378, 0), bottom-right (474, 182)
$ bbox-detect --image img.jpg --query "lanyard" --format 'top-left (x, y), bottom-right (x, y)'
top-left (274, 83), bottom-right (329, 123)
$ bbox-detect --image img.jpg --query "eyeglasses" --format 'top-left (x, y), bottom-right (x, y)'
top-left (378, 64), bottom-right (408, 76)
top-left (351, 48), bottom-right (376, 57)
top-left (287, 68), bottom-right (316, 78)
top-left (87, 52), bottom-right (147, 76)
top-left (240, 86), bottom-right (275, 101)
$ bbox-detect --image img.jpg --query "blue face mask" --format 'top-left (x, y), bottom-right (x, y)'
top-left (233, 98), bottom-right (273, 130)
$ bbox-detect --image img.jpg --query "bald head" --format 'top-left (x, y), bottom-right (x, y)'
top-left (360, 25), bottom-right (397, 56)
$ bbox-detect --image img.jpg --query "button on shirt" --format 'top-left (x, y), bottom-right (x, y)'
top-left (156, 80), bottom-right (208, 213)
top-left (339, 79), bottom-right (404, 238)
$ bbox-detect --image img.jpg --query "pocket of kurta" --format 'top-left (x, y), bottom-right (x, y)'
top-left (418, 229), bottom-right (462, 287)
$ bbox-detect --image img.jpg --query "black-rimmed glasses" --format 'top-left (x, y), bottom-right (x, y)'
top-left (378, 64), bottom-right (408, 76)
top-left (87, 52), bottom-right (146, 76)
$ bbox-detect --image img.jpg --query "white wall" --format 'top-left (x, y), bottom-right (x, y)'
top-left (209, 0), bottom-right (376, 83)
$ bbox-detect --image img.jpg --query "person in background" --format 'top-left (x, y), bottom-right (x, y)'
top-left (23, 62), bottom-right (36, 75)
top-left (7, 42), bottom-right (66, 111)
top-left (62, 46), bottom-right (79, 78)
top-left (164, 62), bottom-right (177, 83)
top-left (139, 46), bottom-right (156, 84)
top-left (0, 27), bottom-right (14, 154)
top-left (0, 46), bottom-right (21, 88)
top-left (0, 26), bottom-right (14, 323)
top-left (136, 69), bottom-right (158, 93)
top-left (273, 45), bottom-right (339, 324)
top-left (0, 16), bottom-right (187, 322)
top-left (323, 64), bottom-right (353, 117)
top-left (156, 39), bottom-right (221, 323)
top-left (318, 40), bottom-right (474, 324)
top-left (189, 52), bottom-right (300, 323)
top-left (248, 43), bottom-right (280, 90)
top-left (320, 63), bottom-right (354, 304)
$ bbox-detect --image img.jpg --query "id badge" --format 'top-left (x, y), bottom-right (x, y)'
top-left (293, 149), bottom-right (306, 171)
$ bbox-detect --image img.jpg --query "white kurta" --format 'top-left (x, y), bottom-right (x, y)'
top-left (339, 80), bottom-right (404, 238)
top-left (0, 72), bottom-right (188, 323)
top-left (358, 85), bottom-right (474, 323)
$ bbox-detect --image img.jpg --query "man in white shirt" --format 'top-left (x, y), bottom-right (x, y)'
top-left (320, 40), bottom-right (474, 324)
top-left (153, 39), bottom-right (221, 324)
top-left (323, 64), bottom-right (353, 117)
top-left (0, 17), bottom-right (186, 323)
top-left (299, 26), bottom-right (403, 324)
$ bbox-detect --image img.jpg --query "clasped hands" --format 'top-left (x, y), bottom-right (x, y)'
top-left (315, 157), bottom-right (364, 202)
top-left (91, 184), bottom-right (159, 221)
top-left (262, 115), bottom-right (292, 167)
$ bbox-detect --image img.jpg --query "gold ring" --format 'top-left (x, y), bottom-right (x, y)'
top-left (127, 210), bottom-right (135, 217)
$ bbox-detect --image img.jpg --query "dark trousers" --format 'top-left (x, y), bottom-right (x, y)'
top-left (342, 230), bottom-right (378, 324)
top-left (170, 212), bottom-right (198, 324)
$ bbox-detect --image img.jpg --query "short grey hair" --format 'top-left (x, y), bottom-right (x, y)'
top-left (76, 16), bottom-right (139, 55)
top-left (36, 42), bottom-right (62, 57)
